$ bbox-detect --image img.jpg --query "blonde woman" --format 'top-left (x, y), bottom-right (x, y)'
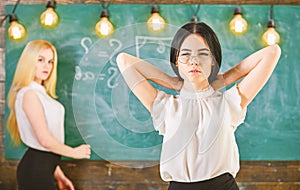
top-left (7, 40), bottom-right (91, 190)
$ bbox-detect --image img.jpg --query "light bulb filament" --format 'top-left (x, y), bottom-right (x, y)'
top-left (230, 14), bottom-right (247, 34)
top-left (99, 22), bottom-right (110, 36)
top-left (234, 20), bottom-right (245, 33)
top-left (11, 25), bottom-right (22, 39)
top-left (95, 17), bottom-right (114, 37)
top-left (262, 27), bottom-right (280, 46)
top-left (147, 12), bottom-right (166, 32)
top-left (267, 34), bottom-right (277, 45)
top-left (151, 18), bottom-right (163, 30)
top-left (45, 12), bottom-right (56, 26)
top-left (40, 7), bottom-right (59, 28)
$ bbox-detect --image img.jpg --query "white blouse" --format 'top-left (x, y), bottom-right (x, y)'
top-left (15, 82), bottom-right (65, 152)
top-left (151, 85), bottom-right (247, 182)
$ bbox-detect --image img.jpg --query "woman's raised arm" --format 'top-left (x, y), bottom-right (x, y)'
top-left (116, 53), bottom-right (181, 111)
top-left (214, 44), bottom-right (281, 109)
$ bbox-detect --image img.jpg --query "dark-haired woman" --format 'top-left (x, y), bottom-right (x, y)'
top-left (116, 22), bottom-right (281, 189)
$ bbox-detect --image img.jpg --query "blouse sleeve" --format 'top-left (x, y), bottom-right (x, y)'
top-left (224, 85), bottom-right (247, 129)
top-left (150, 90), bottom-right (171, 135)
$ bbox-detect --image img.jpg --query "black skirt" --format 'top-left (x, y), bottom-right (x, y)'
top-left (168, 173), bottom-right (239, 190)
top-left (17, 147), bottom-right (61, 190)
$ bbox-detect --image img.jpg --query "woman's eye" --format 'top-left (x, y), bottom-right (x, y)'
top-left (38, 58), bottom-right (43, 62)
top-left (180, 53), bottom-right (190, 56)
top-left (199, 53), bottom-right (209, 56)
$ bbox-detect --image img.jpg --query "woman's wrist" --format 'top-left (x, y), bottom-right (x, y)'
top-left (172, 77), bottom-right (183, 91)
top-left (221, 73), bottom-right (227, 87)
top-left (54, 166), bottom-right (64, 180)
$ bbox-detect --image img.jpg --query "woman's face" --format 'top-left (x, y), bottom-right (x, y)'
top-left (177, 34), bottom-right (213, 84)
top-left (34, 48), bottom-right (54, 84)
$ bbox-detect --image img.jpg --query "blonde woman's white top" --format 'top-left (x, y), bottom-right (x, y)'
top-left (15, 81), bottom-right (65, 152)
top-left (151, 85), bottom-right (247, 182)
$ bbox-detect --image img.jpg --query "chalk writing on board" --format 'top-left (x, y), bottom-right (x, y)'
top-left (107, 67), bottom-right (119, 88)
top-left (135, 36), bottom-right (173, 58)
top-left (74, 65), bottom-right (119, 89)
top-left (80, 37), bottom-right (92, 62)
top-left (77, 37), bottom-right (122, 88)
top-left (75, 66), bottom-right (95, 81)
top-left (80, 37), bottom-right (115, 64)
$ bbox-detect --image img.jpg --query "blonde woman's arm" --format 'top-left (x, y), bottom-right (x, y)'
top-left (23, 90), bottom-right (91, 159)
top-left (116, 53), bottom-right (182, 111)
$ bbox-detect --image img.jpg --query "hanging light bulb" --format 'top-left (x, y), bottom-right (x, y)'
top-left (262, 19), bottom-right (280, 46)
top-left (40, 0), bottom-right (59, 28)
top-left (262, 6), bottom-right (280, 46)
top-left (229, 6), bottom-right (248, 34)
top-left (147, 5), bottom-right (166, 33)
top-left (95, 8), bottom-right (114, 37)
top-left (8, 14), bottom-right (26, 41)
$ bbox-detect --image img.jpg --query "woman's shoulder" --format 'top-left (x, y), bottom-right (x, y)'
top-left (17, 85), bottom-right (33, 97)
top-left (222, 84), bottom-right (246, 111)
top-left (152, 90), bottom-right (179, 112)
top-left (156, 90), bottom-right (179, 101)
top-left (209, 85), bottom-right (242, 106)
top-left (223, 85), bottom-right (240, 98)
top-left (17, 82), bottom-right (45, 100)
top-left (17, 89), bottom-right (37, 104)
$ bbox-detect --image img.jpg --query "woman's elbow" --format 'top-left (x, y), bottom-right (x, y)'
top-left (116, 52), bottom-right (125, 64)
top-left (37, 134), bottom-right (53, 149)
top-left (269, 44), bottom-right (281, 57)
top-left (116, 52), bottom-right (128, 71)
top-left (39, 139), bottom-right (51, 149)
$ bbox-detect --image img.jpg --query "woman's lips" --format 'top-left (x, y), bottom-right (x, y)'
top-left (189, 69), bottom-right (201, 73)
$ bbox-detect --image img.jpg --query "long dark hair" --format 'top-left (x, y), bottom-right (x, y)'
top-left (170, 22), bottom-right (222, 83)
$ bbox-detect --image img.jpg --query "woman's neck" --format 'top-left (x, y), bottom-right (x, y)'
top-left (182, 80), bottom-right (210, 92)
top-left (34, 78), bottom-right (42, 85)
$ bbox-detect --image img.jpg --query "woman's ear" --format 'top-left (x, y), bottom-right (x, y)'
top-left (211, 59), bottom-right (215, 66)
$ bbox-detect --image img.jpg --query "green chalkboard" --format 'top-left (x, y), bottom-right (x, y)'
top-left (4, 4), bottom-right (300, 162)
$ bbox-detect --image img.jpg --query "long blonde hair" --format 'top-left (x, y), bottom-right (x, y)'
top-left (7, 40), bottom-right (58, 145)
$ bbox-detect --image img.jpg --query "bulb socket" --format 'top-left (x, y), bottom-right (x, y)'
top-left (46, 0), bottom-right (56, 9)
top-left (151, 5), bottom-right (159, 14)
top-left (9, 14), bottom-right (18, 22)
top-left (267, 19), bottom-right (276, 28)
top-left (101, 9), bottom-right (109, 18)
top-left (234, 6), bottom-right (242, 15)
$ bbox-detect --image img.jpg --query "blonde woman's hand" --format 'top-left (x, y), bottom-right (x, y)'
top-left (72, 144), bottom-right (91, 159)
top-left (54, 166), bottom-right (75, 190)
top-left (56, 175), bottom-right (75, 190)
